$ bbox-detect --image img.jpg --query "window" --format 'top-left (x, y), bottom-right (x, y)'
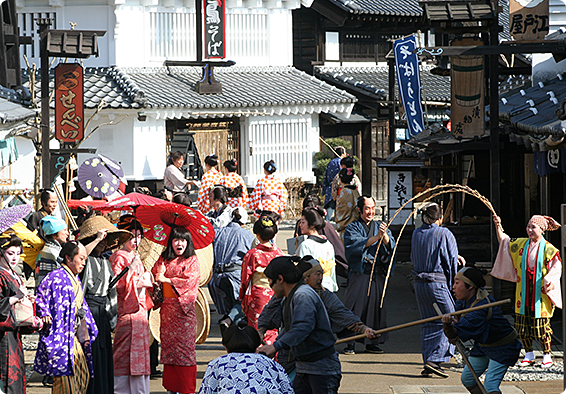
top-left (325, 31), bottom-right (339, 61)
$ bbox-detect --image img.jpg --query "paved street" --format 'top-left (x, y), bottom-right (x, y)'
top-left (25, 223), bottom-right (564, 394)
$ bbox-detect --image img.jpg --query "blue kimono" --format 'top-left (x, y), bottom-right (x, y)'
top-left (411, 223), bottom-right (458, 363)
top-left (208, 222), bottom-right (254, 316)
top-left (343, 219), bottom-right (395, 345)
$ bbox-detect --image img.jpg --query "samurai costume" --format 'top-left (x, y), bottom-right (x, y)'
top-left (343, 219), bottom-right (395, 348)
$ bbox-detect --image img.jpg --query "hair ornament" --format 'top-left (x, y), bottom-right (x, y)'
top-left (261, 217), bottom-right (274, 228)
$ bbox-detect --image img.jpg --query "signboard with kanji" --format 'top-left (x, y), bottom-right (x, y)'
top-left (510, 0), bottom-right (549, 41)
top-left (204, 0), bottom-right (226, 59)
top-left (388, 170), bottom-right (413, 225)
top-left (394, 36), bottom-right (424, 138)
top-left (55, 63), bottom-right (84, 143)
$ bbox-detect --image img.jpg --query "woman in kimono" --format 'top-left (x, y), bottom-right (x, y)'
top-left (152, 227), bottom-right (200, 394)
top-left (110, 219), bottom-right (154, 394)
top-left (34, 241), bottom-right (99, 394)
top-left (219, 159), bottom-right (248, 209)
top-left (296, 206), bottom-right (338, 292)
top-left (492, 214), bottom-right (562, 367)
top-left (197, 154), bottom-right (222, 215)
top-left (0, 234), bottom-right (42, 393)
top-left (335, 167), bottom-right (360, 237)
top-left (249, 160), bottom-right (288, 217)
top-left (239, 214), bottom-right (283, 344)
top-left (163, 151), bottom-right (198, 193)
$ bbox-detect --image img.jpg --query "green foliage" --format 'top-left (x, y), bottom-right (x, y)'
top-left (325, 138), bottom-right (352, 150)
top-left (314, 137), bottom-right (353, 184)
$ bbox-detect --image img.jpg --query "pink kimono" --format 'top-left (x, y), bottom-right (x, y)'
top-left (110, 250), bottom-right (153, 377)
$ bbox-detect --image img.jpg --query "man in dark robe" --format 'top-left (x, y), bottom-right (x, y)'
top-left (343, 195), bottom-right (395, 354)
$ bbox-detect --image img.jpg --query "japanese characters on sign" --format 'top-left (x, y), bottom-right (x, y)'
top-left (204, 0), bottom-right (226, 59)
top-left (55, 63), bottom-right (84, 143)
top-left (509, 0), bottom-right (549, 41)
top-left (394, 35), bottom-right (425, 138)
top-left (388, 170), bottom-right (413, 225)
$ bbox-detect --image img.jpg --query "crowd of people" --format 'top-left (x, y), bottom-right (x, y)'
top-left (0, 149), bottom-right (561, 394)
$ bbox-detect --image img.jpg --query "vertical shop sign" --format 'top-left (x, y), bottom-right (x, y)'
top-left (394, 35), bottom-right (425, 138)
top-left (204, 0), bottom-right (226, 59)
top-left (388, 170), bottom-right (413, 225)
top-left (55, 63), bottom-right (84, 143)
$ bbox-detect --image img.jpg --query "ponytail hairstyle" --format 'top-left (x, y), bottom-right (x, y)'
top-left (224, 159), bottom-right (238, 173)
top-left (301, 206), bottom-right (325, 231)
top-left (263, 160), bottom-right (277, 174)
top-left (253, 214), bottom-right (279, 241)
top-left (420, 202), bottom-right (443, 225)
top-left (204, 154), bottom-right (219, 167)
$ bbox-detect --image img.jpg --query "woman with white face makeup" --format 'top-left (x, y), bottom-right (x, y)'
top-left (0, 234), bottom-right (42, 393)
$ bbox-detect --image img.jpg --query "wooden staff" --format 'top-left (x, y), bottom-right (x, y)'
top-left (335, 298), bottom-right (510, 345)
top-left (433, 303), bottom-right (487, 394)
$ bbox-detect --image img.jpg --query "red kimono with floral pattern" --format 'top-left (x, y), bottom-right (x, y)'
top-left (110, 250), bottom-right (153, 376)
top-left (151, 255), bottom-right (200, 366)
top-left (239, 244), bottom-right (283, 344)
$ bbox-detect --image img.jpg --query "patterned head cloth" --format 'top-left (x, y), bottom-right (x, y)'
top-left (528, 215), bottom-right (561, 232)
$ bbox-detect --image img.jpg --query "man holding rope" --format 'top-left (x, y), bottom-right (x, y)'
top-left (343, 195), bottom-right (395, 354)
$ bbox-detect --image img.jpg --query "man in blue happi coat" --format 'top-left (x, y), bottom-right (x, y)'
top-left (343, 195), bottom-right (396, 354)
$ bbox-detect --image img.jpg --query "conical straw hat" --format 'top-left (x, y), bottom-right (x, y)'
top-left (77, 216), bottom-right (132, 251)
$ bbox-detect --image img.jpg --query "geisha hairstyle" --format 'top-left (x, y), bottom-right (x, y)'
top-left (210, 185), bottom-right (228, 204)
top-left (301, 206), bottom-right (325, 231)
top-left (162, 226), bottom-right (195, 260)
top-left (222, 320), bottom-right (261, 353)
top-left (0, 234), bottom-right (22, 252)
top-left (204, 154), bottom-right (219, 167)
top-left (263, 160), bottom-right (277, 174)
top-left (253, 214), bottom-right (278, 241)
top-left (223, 159), bottom-right (238, 173)
top-left (339, 168), bottom-right (355, 185)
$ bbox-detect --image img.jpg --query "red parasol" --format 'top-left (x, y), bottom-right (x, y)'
top-left (98, 192), bottom-right (171, 212)
top-left (136, 203), bottom-right (215, 249)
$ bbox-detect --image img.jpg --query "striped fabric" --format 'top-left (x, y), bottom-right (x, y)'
top-left (52, 337), bottom-right (90, 394)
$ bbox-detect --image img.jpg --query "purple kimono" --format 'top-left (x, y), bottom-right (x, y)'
top-left (34, 267), bottom-right (98, 377)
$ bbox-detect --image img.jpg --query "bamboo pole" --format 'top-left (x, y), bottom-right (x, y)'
top-left (335, 298), bottom-right (510, 345)
top-left (433, 303), bottom-right (487, 393)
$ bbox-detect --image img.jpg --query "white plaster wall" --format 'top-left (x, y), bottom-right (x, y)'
top-left (242, 114), bottom-right (318, 186)
top-left (131, 116), bottom-right (167, 180)
top-left (114, 5), bottom-right (147, 67)
top-left (9, 137), bottom-right (38, 190)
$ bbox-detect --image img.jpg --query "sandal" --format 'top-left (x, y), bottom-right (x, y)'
top-left (424, 362), bottom-right (449, 378)
top-left (541, 361), bottom-right (553, 368)
top-left (518, 359), bottom-right (534, 367)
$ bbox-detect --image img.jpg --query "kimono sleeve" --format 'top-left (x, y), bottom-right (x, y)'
top-left (110, 252), bottom-right (140, 315)
top-left (344, 221), bottom-right (369, 274)
top-left (239, 249), bottom-right (255, 301)
top-left (491, 235), bottom-right (518, 282)
top-left (198, 358), bottom-right (220, 394)
top-left (0, 274), bottom-right (15, 322)
top-left (249, 179), bottom-right (263, 212)
top-left (35, 275), bottom-right (53, 319)
top-left (170, 255), bottom-right (200, 316)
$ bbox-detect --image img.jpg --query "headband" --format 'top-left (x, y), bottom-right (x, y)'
top-left (528, 215), bottom-right (561, 232)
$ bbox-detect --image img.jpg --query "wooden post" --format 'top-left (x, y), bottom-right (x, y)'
top-left (489, 1), bottom-right (500, 264)
top-left (37, 18), bottom-right (53, 189)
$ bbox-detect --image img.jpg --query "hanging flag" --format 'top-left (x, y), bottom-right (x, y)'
top-left (510, 0), bottom-right (549, 40)
top-left (204, 0), bottom-right (226, 59)
top-left (394, 35), bottom-right (425, 138)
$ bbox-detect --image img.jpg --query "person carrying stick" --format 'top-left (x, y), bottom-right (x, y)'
top-left (442, 267), bottom-right (521, 394)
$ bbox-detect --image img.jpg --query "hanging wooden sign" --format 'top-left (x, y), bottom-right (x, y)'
top-left (55, 63), bottom-right (84, 143)
top-left (204, 0), bottom-right (226, 59)
top-left (450, 37), bottom-right (485, 139)
top-left (509, 0), bottom-right (549, 41)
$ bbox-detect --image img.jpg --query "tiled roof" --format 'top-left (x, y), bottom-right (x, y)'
top-left (0, 97), bottom-right (37, 125)
top-left (329, 0), bottom-right (423, 16)
top-left (498, 75), bottom-right (566, 150)
top-left (24, 66), bottom-right (356, 113)
top-left (314, 65), bottom-right (451, 102)
top-left (419, 0), bottom-right (496, 21)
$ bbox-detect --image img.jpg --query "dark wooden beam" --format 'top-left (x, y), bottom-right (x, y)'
top-left (416, 40), bottom-right (566, 56)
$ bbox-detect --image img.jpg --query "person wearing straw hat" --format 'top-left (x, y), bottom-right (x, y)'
top-left (411, 202), bottom-right (463, 377)
top-left (77, 216), bottom-right (132, 394)
top-left (110, 217), bottom-right (154, 394)
top-left (35, 216), bottom-right (69, 288)
top-left (442, 267), bottom-right (521, 394)
top-left (492, 214), bottom-right (562, 368)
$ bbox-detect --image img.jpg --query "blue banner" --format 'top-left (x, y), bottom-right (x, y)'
top-left (394, 36), bottom-right (425, 138)
top-left (534, 148), bottom-right (566, 177)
